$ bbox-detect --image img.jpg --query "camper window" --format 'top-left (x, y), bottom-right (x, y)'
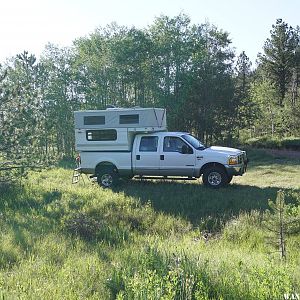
top-left (86, 129), bottom-right (117, 141)
top-left (119, 114), bottom-right (139, 124)
top-left (84, 116), bottom-right (105, 125)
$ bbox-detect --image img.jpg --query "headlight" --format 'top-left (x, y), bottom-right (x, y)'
top-left (228, 156), bottom-right (238, 165)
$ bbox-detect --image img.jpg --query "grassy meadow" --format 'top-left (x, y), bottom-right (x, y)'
top-left (0, 149), bottom-right (299, 299)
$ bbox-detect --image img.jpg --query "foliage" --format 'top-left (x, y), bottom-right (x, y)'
top-left (234, 51), bottom-right (257, 132)
top-left (1, 16), bottom-right (300, 166)
top-left (264, 190), bottom-right (300, 259)
top-left (258, 19), bottom-right (299, 106)
top-left (1, 53), bottom-right (38, 158)
top-left (0, 52), bottom-right (56, 182)
top-left (244, 136), bottom-right (300, 150)
top-left (73, 14), bottom-right (236, 143)
top-left (250, 19), bottom-right (300, 138)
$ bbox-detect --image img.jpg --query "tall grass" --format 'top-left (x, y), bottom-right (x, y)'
top-left (0, 150), bottom-right (299, 299)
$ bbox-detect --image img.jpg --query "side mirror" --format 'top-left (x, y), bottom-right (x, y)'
top-left (181, 145), bottom-right (189, 154)
top-left (181, 145), bottom-right (193, 154)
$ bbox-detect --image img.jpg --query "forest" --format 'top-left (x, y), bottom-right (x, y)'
top-left (0, 14), bottom-right (300, 169)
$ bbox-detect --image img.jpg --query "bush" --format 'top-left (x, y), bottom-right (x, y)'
top-left (63, 212), bottom-right (129, 244)
top-left (63, 212), bottom-right (103, 241)
top-left (281, 137), bottom-right (300, 150)
top-left (245, 136), bottom-right (300, 150)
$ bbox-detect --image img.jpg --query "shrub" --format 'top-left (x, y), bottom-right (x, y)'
top-left (63, 212), bottom-right (103, 241)
top-left (244, 136), bottom-right (281, 149)
top-left (244, 136), bottom-right (300, 150)
top-left (281, 137), bottom-right (300, 150)
top-left (62, 212), bottom-right (130, 245)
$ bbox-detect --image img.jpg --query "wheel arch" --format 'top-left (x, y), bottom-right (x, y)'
top-left (95, 161), bottom-right (118, 175)
top-left (200, 162), bottom-right (227, 175)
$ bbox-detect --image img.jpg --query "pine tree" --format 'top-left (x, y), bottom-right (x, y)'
top-left (264, 190), bottom-right (300, 260)
top-left (234, 51), bottom-right (257, 132)
top-left (259, 19), bottom-right (298, 106)
top-left (0, 52), bottom-right (50, 183)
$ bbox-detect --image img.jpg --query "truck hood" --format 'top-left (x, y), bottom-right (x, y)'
top-left (204, 146), bottom-right (243, 156)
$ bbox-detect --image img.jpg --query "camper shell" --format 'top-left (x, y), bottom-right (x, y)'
top-left (74, 107), bottom-right (167, 151)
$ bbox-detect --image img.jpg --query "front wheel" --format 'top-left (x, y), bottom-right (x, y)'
top-left (97, 168), bottom-right (118, 188)
top-left (202, 166), bottom-right (228, 188)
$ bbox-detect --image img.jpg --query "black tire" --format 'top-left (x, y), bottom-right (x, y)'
top-left (202, 166), bottom-right (229, 188)
top-left (97, 167), bottom-right (119, 188)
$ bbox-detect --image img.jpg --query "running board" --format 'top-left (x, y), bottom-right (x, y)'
top-left (134, 176), bottom-right (197, 181)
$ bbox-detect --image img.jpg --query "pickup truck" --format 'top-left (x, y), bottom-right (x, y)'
top-left (78, 131), bottom-right (248, 188)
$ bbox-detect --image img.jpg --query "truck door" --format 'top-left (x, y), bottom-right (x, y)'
top-left (134, 135), bottom-right (160, 175)
top-left (159, 136), bottom-right (195, 176)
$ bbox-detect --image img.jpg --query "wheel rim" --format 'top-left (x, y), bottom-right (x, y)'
top-left (101, 174), bottom-right (113, 187)
top-left (208, 171), bottom-right (222, 186)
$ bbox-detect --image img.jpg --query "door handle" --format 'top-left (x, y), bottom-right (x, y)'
top-left (197, 156), bottom-right (203, 160)
top-left (160, 155), bottom-right (164, 160)
top-left (136, 155), bottom-right (140, 160)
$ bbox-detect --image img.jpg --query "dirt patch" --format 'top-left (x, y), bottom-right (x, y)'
top-left (263, 148), bottom-right (300, 159)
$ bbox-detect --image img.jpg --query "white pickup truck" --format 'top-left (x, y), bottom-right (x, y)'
top-left (78, 131), bottom-right (248, 188)
top-left (74, 108), bottom-right (248, 188)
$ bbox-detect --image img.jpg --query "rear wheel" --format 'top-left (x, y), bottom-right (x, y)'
top-left (97, 167), bottom-right (119, 188)
top-left (202, 166), bottom-right (228, 188)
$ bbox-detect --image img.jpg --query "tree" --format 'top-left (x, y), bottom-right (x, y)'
top-left (264, 190), bottom-right (300, 260)
top-left (235, 51), bottom-right (252, 99)
top-left (259, 19), bottom-right (298, 107)
top-left (148, 14), bottom-right (194, 129)
top-left (40, 44), bottom-right (80, 158)
top-left (290, 26), bottom-right (300, 106)
top-left (186, 22), bottom-right (235, 143)
top-left (0, 52), bottom-right (50, 181)
top-left (234, 51), bottom-right (257, 138)
top-left (250, 76), bottom-right (281, 136)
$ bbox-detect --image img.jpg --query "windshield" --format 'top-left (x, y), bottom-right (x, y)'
top-left (182, 134), bottom-right (206, 150)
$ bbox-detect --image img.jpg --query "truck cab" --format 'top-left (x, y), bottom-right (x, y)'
top-left (132, 132), bottom-right (247, 186)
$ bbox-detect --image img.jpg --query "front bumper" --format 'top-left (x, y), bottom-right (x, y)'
top-left (225, 158), bottom-right (248, 176)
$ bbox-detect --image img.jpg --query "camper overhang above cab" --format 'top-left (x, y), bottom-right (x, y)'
top-left (74, 107), bottom-right (167, 129)
top-left (74, 107), bottom-right (167, 152)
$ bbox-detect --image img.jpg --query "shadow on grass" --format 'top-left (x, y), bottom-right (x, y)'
top-left (115, 179), bottom-right (295, 230)
top-left (0, 184), bottom-right (128, 258)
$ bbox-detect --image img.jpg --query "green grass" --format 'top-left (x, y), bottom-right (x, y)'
top-left (0, 149), bottom-right (299, 299)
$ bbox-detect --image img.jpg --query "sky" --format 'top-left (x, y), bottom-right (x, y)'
top-left (0, 0), bottom-right (300, 65)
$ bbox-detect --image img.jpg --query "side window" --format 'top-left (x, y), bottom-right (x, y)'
top-left (139, 136), bottom-right (158, 152)
top-left (163, 137), bottom-right (193, 153)
top-left (119, 114), bottom-right (139, 124)
top-left (84, 116), bottom-right (105, 125)
top-left (86, 129), bottom-right (117, 141)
